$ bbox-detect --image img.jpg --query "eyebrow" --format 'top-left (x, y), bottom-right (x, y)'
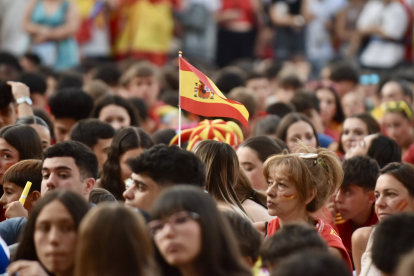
top-left (134, 180), bottom-right (147, 187)
top-left (0, 149), bottom-right (13, 153)
top-left (241, 162), bottom-right (254, 165)
top-left (42, 166), bottom-right (72, 172)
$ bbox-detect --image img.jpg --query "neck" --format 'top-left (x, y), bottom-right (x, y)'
top-left (279, 207), bottom-right (309, 228)
top-left (180, 263), bottom-right (198, 276)
top-left (350, 204), bottom-right (374, 229)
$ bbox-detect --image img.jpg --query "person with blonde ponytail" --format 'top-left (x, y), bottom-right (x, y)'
top-left (260, 141), bottom-right (352, 270)
top-left (194, 140), bottom-right (252, 221)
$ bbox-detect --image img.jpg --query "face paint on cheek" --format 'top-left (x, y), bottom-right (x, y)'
top-left (280, 194), bottom-right (298, 200)
top-left (397, 199), bottom-right (408, 211)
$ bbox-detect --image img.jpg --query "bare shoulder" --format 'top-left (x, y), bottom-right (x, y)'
top-left (352, 226), bottom-right (373, 250)
top-left (242, 199), bottom-right (274, 222)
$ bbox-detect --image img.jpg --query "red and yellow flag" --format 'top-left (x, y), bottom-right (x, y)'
top-left (179, 57), bottom-right (249, 128)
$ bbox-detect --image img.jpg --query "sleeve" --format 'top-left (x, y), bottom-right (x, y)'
top-left (0, 217), bottom-right (26, 246)
top-left (381, 4), bottom-right (409, 40)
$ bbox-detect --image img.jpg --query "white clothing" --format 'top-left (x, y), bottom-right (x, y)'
top-left (0, 0), bottom-right (30, 56)
top-left (359, 227), bottom-right (382, 276)
top-left (358, 1), bottom-right (409, 68)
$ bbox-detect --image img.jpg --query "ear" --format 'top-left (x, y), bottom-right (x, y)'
top-left (83, 178), bottom-right (95, 196)
top-left (31, 191), bottom-right (41, 205)
top-left (242, 256), bottom-right (255, 268)
top-left (366, 190), bottom-right (376, 205)
top-left (305, 188), bottom-right (317, 205)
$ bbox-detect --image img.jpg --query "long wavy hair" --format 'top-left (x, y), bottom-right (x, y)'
top-left (100, 127), bottom-right (154, 200)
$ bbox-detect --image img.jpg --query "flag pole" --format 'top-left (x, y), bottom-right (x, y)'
top-left (178, 51), bottom-right (182, 148)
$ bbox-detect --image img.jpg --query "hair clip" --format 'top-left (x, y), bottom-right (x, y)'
top-left (294, 153), bottom-right (318, 166)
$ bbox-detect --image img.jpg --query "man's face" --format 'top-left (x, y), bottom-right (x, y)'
top-left (123, 173), bottom-right (162, 211)
top-left (41, 157), bottom-right (88, 197)
top-left (92, 138), bottom-right (112, 172)
top-left (127, 76), bottom-right (160, 108)
top-left (0, 103), bottom-right (17, 129)
top-left (246, 78), bottom-right (271, 110)
top-left (54, 118), bottom-right (77, 143)
top-left (335, 185), bottom-right (374, 220)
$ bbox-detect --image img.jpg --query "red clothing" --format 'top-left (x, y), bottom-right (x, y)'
top-left (335, 209), bottom-right (378, 258)
top-left (219, 0), bottom-right (255, 26)
top-left (403, 143), bottom-right (414, 164)
top-left (267, 217), bottom-right (353, 271)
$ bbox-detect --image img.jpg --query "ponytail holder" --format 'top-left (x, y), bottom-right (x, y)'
top-left (317, 158), bottom-right (329, 173)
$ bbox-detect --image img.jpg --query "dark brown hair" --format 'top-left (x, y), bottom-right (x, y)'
top-left (240, 136), bottom-right (282, 163)
top-left (276, 113), bottom-right (320, 147)
top-left (2, 159), bottom-right (42, 193)
top-left (233, 169), bottom-right (267, 207)
top-left (379, 163), bottom-right (414, 197)
top-left (75, 204), bottom-right (158, 276)
top-left (100, 127), bottom-right (154, 200)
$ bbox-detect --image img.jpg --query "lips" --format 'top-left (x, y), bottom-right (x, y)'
top-left (377, 213), bottom-right (389, 219)
top-left (267, 201), bottom-right (274, 207)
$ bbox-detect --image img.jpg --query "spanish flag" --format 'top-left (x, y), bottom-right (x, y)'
top-left (179, 57), bottom-right (249, 128)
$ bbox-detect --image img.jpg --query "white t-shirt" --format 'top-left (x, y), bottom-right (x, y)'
top-left (358, 1), bottom-right (409, 68)
top-left (0, 0), bottom-right (30, 56)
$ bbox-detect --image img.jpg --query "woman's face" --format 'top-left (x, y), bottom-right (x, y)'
top-left (30, 124), bottom-right (51, 150)
top-left (0, 138), bottom-right (20, 185)
top-left (341, 118), bottom-right (369, 153)
top-left (383, 112), bottom-right (412, 148)
top-left (236, 146), bottom-right (267, 192)
top-left (266, 168), bottom-right (305, 219)
top-left (153, 211), bottom-right (202, 268)
top-left (99, 104), bottom-right (131, 130)
top-left (119, 148), bottom-right (144, 182)
top-left (286, 121), bottom-right (317, 151)
top-left (316, 88), bottom-right (337, 126)
top-left (345, 134), bottom-right (378, 159)
top-left (34, 200), bottom-right (77, 275)
top-left (375, 174), bottom-right (414, 221)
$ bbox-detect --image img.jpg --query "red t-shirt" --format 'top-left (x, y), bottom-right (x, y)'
top-left (267, 217), bottom-right (353, 271)
top-left (335, 208), bottom-right (378, 259)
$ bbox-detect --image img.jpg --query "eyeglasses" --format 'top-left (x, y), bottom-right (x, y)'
top-left (125, 178), bottom-right (134, 189)
top-left (148, 211), bottom-right (200, 239)
top-left (382, 101), bottom-right (413, 120)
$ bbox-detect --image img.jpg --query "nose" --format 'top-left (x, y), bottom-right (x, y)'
top-left (46, 173), bottom-right (58, 191)
top-left (266, 185), bottom-right (276, 198)
top-left (111, 121), bottom-right (122, 130)
top-left (375, 195), bottom-right (386, 209)
top-left (162, 222), bottom-right (176, 238)
top-left (63, 133), bottom-right (71, 141)
top-left (335, 192), bottom-right (343, 204)
top-left (48, 226), bottom-right (60, 245)
top-left (0, 193), bottom-right (6, 206)
top-left (123, 186), bottom-right (133, 200)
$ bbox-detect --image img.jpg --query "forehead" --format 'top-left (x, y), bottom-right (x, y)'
top-left (376, 174), bottom-right (405, 191)
top-left (131, 173), bottom-right (158, 187)
top-left (384, 112), bottom-right (407, 122)
top-left (382, 82), bottom-right (403, 96)
top-left (343, 118), bottom-right (366, 129)
top-left (288, 121), bottom-right (313, 134)
top-left (237, 146), bottom-right (259, 161)
top-left (43, 157), bottom-right (79, 172)
top-left (36, 200), bottom-right (73, 223)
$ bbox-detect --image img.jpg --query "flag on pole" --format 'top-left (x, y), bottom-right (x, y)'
top-left (179, 57), bottom-right (249, 128)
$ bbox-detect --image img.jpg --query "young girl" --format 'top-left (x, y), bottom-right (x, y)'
top-left (149, 185), bottom-right (253, 276)
top-left (99, 127), bottom-right (154, 200)
top-left (7, 190), bottom-right (90, 276)
top-left (261, 143), bottom-right (352, 270)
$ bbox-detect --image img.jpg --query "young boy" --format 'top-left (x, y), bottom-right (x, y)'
top-left (245, 73), bottom-right (272, 111)
top-left (335, 155), bottom-right (379, 259)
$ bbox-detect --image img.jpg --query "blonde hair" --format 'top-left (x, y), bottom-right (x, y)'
top-left (194, 140), bottom-right (251, 220)
top-left (263, 141), bottom-right (343, 212)
top-left (74, 204), bottom-right (158, 276)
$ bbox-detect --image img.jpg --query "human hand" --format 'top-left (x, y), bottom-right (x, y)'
top-left (5, 201), bottom-right (28, 219)
top-left (7, 81), bottom-right (31, 101)
top-left (7, 260), bottom-right (49, 276)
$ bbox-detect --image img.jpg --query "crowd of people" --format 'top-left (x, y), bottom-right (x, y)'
top-left (0, 0), bottom-right (413, 276)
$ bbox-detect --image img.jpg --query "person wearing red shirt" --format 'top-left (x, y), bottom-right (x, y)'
top-left (334, 155), bottom-right (379, 262)
top-left (256, 143), bottom-right (352, 271)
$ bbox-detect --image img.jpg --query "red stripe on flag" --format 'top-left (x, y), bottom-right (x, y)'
top-left (180, 96), bottom-right (248, 128)
top-left (180, 57), bottom-right (242, 105)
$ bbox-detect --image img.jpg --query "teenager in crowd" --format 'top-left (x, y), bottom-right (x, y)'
top-left (124, 144), bottom-right (205, 212)
top-left (99, 127), bottom-right (154, 201)
top-left (149, 186), bottom-right (253, 276)
top-left (75, 204), bottom-right (157, 276)
top-left (276, 112), bottom-right (319, 151)
top-left (381, 101), bottom-right (414, 157)
top-left (334, 156), bottom-right (379, 261)
top-left (16, 116), bottom-right (51, 150)
top-left (48, 88), bottom-right (94, 143)
top-left (260, 143), bottom-right (352, 270)
top-left (0, 125), bottom-right (43, 186)
top-left (315, 85), bottom-right (345, 141)
top-left (70, 119), bottom-right (115, 173)
top-left (237, 136), bottom-right (282, 192)
top-left (372, 213), bottom-right (414, 276)
top-left (89, 188), bottom-right (117, 205)
top-left (345, 134), bottom-right (401, 168)
top-left (194, 140), bottom-right (251, 221)
top-left (7, 190), bottom-right (90, 276)
top-left (91, 95), bottom-right (140, 130)
top-left (352, 163), bottom-right (414, 275)
top-left (337, 113), bottom-right (380, 158)
top-left (261, 222), bottom-right (328, 274)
